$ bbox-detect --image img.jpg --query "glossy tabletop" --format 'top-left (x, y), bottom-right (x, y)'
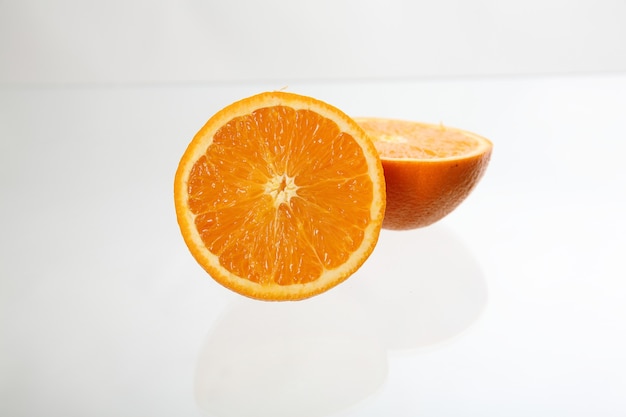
top-left (1, 73), bottom-right (625, 416)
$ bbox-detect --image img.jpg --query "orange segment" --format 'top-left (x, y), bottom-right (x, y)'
top-left (175, 92), bottom-right (386, 301)
top-left (355, 118), bottom-right (492, 230)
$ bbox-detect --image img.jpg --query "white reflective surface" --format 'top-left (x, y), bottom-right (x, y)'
top-left (2, 73), bottom-right (626, 416)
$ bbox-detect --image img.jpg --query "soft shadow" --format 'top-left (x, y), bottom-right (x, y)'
top-left (194, 224), bottom-right (487, 416)
top-left (194, 292), bottom-right (387, 417)
top-left (352, 224), bottom-right (488, 351)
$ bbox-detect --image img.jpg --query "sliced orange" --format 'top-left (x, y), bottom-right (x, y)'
top-left (174, 92), bottom-right (386, 301)
top-left (355, 118), bottom-right (492, 230)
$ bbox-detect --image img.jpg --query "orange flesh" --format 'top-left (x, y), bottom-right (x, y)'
top-left (358, 119), bottom-right (482, 159)
top-left (186, 106), bottom-right (373, 286)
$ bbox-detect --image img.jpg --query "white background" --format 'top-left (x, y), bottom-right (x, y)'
top-left (2, 0), bottom-right (626, 85)
top-left (2, 1), bottom-right (626, 417)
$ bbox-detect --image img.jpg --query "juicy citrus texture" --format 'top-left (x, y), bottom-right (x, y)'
top-left (355, 118), bottom-right (492, 230)
top-left (175, 92), bottom-right (386, 301)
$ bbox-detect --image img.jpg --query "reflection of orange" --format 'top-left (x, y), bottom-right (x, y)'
top-left (354, 226), bottom-right (487, 350)
top-left (355, 118), bottom-right (493, 230)
top-left (195, 295), bottom-right (387, 417)
top-left (174, 92), bottom-right (386, 301)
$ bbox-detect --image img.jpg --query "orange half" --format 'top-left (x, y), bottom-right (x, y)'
top-left (175, 92), bottom-right (386, 300)
top-left (355, 117), bottom-right (492, 230)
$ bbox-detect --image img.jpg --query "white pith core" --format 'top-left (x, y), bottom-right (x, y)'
top-left (265, 174), bottom-right (299, 207)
